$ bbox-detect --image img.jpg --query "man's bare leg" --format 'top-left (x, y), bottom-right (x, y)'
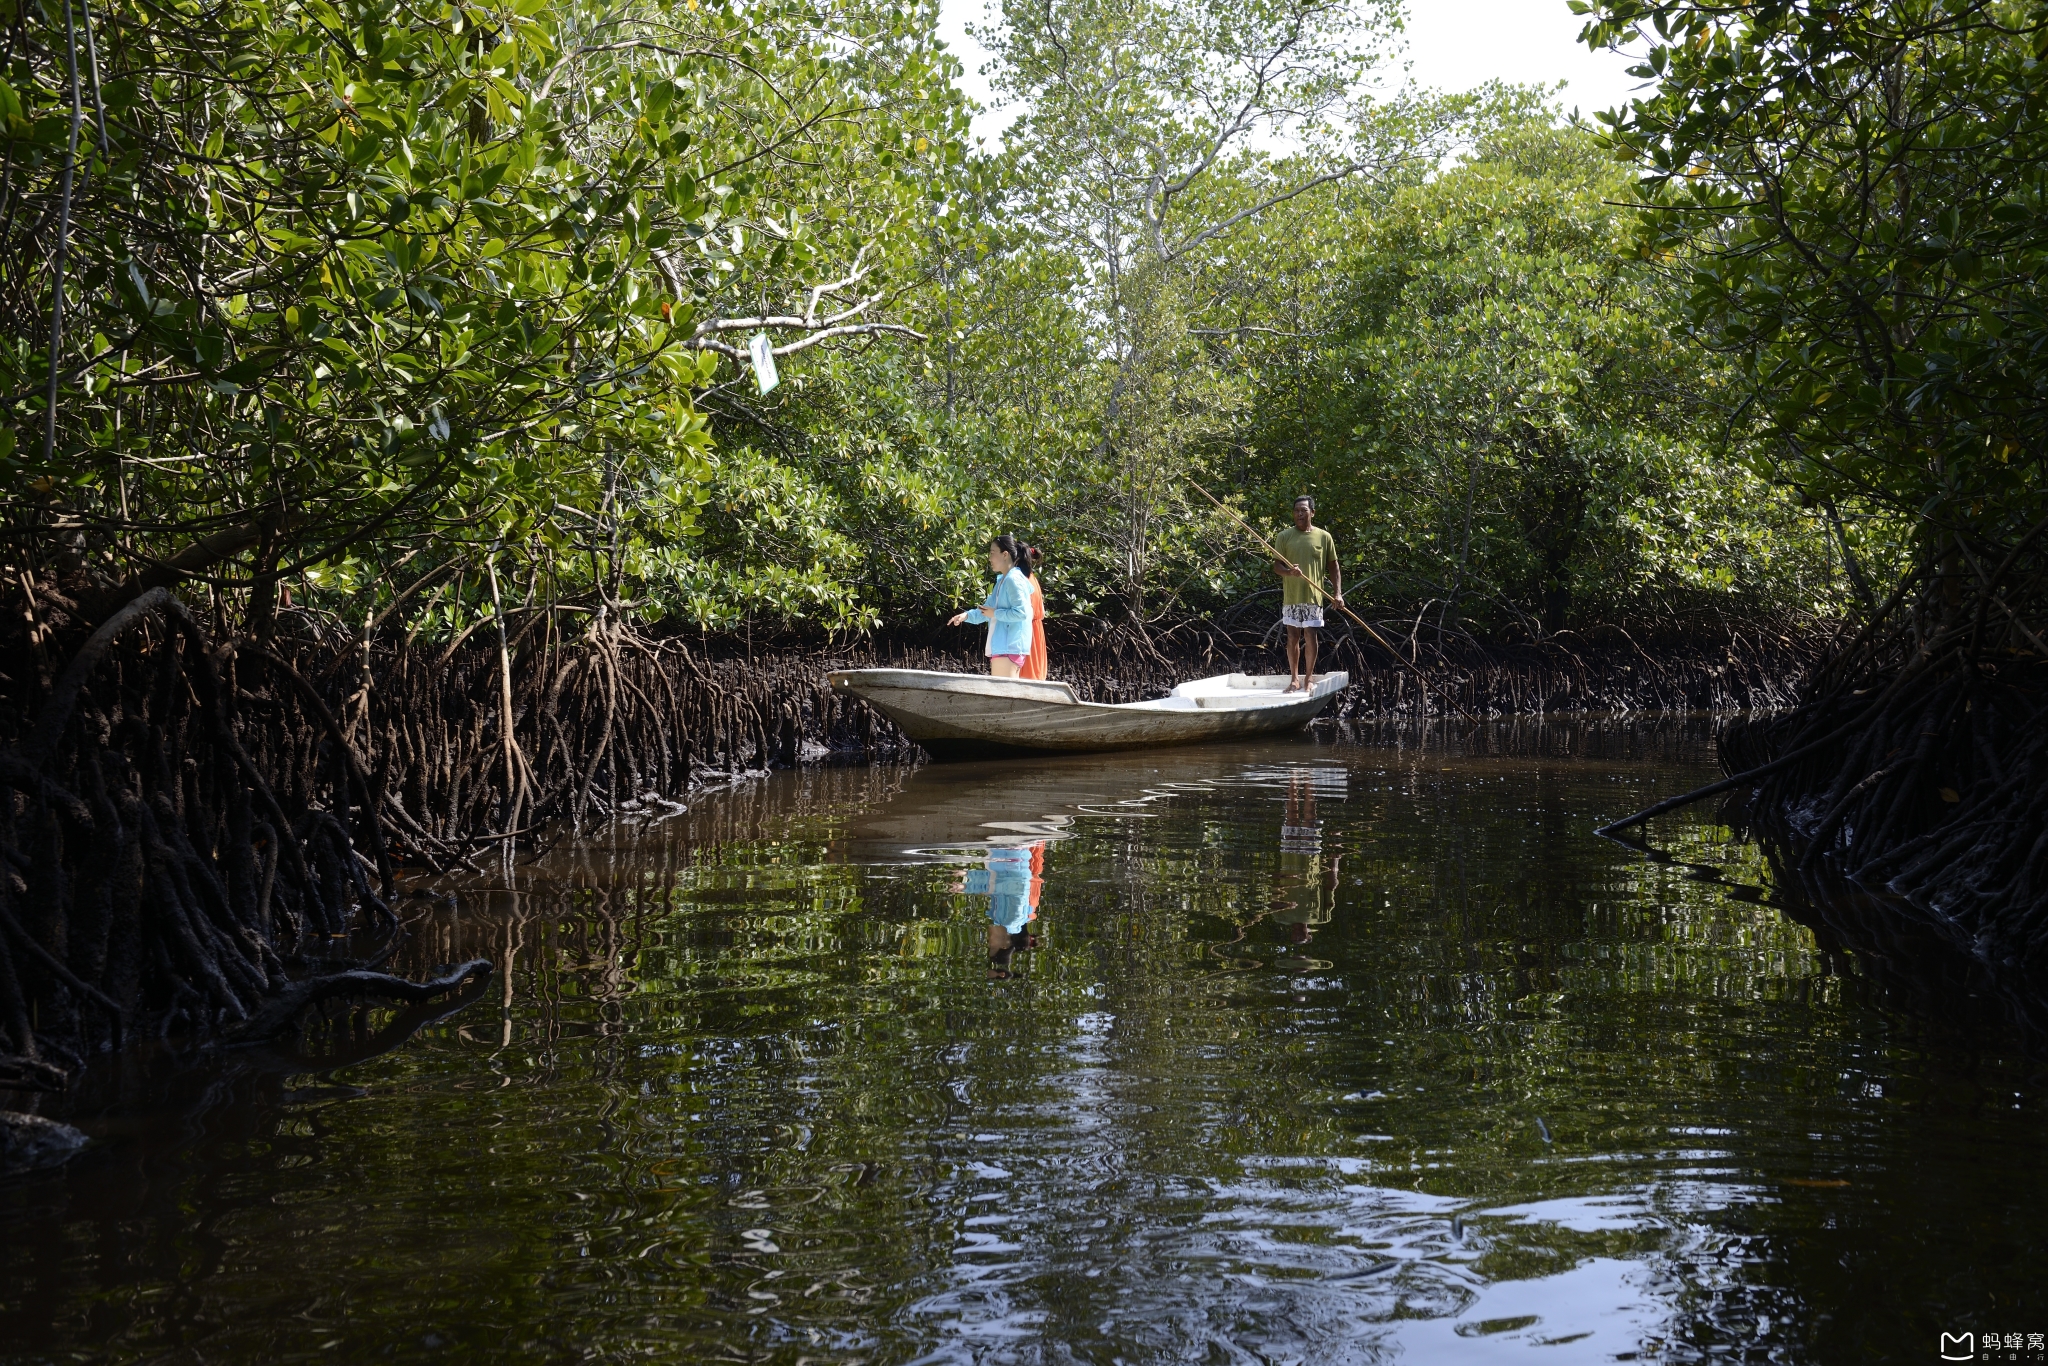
top-left (1284, 626), bottom-right (1304, 692)
top-left (1303, 628), bottom-right (1320, 687)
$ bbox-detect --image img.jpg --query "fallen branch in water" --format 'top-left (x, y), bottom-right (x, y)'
top-left (1593, 642), bottom-right (1955, 836)
top-left (230, 958), bottom-right (493, 1043)
top-left (0, 1053), bottom-right (68, 1092)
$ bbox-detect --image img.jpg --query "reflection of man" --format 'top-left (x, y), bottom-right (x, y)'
top-left (1271, 771), bottom-right (1339, 946)
top-left (955, 841), bottom-right (1045, 978)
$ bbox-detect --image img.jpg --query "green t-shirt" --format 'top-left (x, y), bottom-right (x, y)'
top-left (1274, 525), bottom-right (1336, 606)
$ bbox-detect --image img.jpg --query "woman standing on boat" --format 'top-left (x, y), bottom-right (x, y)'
top-left (1021, 545), bottom-right (1049, 681)
top-left (949, 535), bottom-right (1034, 677)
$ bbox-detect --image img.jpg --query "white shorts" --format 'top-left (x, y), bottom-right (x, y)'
top-left (1281, 603), bottom-right (1324, 629)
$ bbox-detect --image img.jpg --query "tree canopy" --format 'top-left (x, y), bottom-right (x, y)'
top-left (0, 0), bottom-right (1862, 646)
top-left (1244, 121), bottom-right (1837, 638)
top-left (2, 0), bottom-right (966, 631)
top-left (1577, 0), bottom-right (2048, 598)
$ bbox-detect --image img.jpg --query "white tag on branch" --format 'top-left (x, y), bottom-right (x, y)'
top-left (749, 332), bottom-right (780, 395)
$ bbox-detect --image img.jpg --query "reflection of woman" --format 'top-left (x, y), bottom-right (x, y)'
top-left (1021, 545), bottom-right (1049, 681)
top-left (957, 840), bottom-right (1045, 979)
top-left (948, 534), bottom-right (1033, 678)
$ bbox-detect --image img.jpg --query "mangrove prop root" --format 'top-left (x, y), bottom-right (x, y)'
top-left (0, 585), bottom-right (400, 1068)
top-left (1674, 548), bottom-right (2048, 986)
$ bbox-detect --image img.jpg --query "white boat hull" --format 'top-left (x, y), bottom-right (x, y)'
top-left (827, 669), bottom-right (1347, 761)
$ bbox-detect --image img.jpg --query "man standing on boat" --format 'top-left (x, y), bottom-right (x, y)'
top-left (1272, 496), bottom-right (1342, 694)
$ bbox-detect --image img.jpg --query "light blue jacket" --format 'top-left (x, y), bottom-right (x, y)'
top-left (964, 845), bottom-right (1037, 933)
top-left (964, 567), bottom-right (1033, 658)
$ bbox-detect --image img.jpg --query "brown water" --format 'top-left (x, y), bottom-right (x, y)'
top-left (3, 720), bottom-right (2045, 1365)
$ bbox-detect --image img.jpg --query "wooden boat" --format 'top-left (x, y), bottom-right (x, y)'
top-left (826, 668), bottom-right (1348, 761)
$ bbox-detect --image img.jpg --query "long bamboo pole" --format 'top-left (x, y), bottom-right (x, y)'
top-left (1188, 481), bottom-right (1473, 721)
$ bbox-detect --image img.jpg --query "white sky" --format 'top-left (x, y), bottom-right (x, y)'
top-left (935, 0), bottom-right (1647, 147)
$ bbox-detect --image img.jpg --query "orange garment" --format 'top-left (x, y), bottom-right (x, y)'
top-left (1023, 579), bottom-right (1048, 680)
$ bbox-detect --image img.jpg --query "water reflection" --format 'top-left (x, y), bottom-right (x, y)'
top-left (1273, 766), bottom-right (1341, 951)
top-left (2, 720), bottom-right (2045, 1366)
top-left (953, 841), bottom-right (1045, 978)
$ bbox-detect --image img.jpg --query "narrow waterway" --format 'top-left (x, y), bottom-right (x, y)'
top-left (4, 720), bottom-right (2044, 1364)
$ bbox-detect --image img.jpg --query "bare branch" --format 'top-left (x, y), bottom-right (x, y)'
top-left (683, 320), bottom-right (926, 360)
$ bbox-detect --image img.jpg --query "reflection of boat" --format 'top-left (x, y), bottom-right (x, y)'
top-left (842, 762), bottom-right (1096, 853)
top-left (826, 669), bottom-right (1348, 761)
top-left (842, 746), bottom-right (1349, 861)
